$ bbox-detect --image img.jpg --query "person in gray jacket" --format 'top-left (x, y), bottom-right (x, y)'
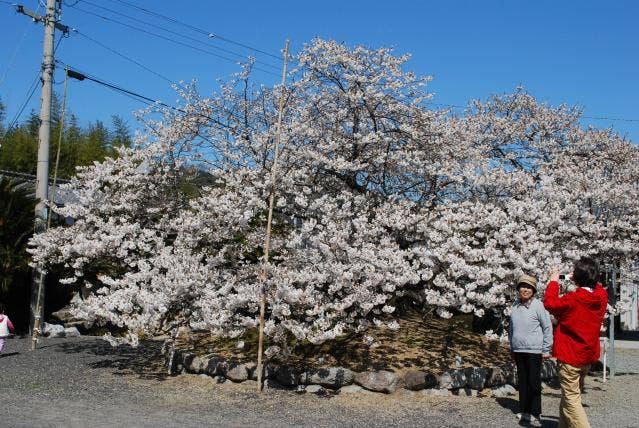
top-left (509, 274), bottom-right (553, 427)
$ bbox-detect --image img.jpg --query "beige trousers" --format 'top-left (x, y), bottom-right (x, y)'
top-left (558, 362), bottom-right (591, 428)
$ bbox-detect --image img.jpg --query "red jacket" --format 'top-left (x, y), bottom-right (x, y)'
top-left (543, 281), bottom-right (608, 366)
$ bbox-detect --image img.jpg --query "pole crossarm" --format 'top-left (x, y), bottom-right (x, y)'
top-left (15, 4), bottom-right (69, 34)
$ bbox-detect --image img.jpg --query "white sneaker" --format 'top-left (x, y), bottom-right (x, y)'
top-left (529, 415), bottom-right (542, 427)
top-left (516, 413), bottom-right (530, 422)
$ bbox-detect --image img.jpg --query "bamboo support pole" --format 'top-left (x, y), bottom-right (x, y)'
top-left (256, 39), bottom-right (290, 391)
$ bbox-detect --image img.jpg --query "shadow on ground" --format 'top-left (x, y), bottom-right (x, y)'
top-left (54, 339), bottom-right (167, 380)
top-left (495, 397), bottom-right (559, 427)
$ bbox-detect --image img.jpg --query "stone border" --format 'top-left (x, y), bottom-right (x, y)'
top-left (168, 350), bottom-right (561, 397)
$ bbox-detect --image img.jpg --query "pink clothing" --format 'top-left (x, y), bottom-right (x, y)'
top-left (0, 314), bottom-right (14, 353)
top-left (0, 314), bottom-right (15, 335)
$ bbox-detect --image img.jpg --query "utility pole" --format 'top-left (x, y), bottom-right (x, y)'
top-left (16, 0), bottom-right (68, 349)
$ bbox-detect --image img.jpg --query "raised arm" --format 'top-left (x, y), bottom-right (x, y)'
top-left (543, 280), bottom-right (572, 317)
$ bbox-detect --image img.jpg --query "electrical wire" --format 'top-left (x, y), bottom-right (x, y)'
top-left (0, 1), bottom-right (41, 87)
top-left (68, 3), bottom-right (637, 125)
top-left (75, 0), bottom-right (280, 71)
top-left (2, 34), bottom-right (65, 140)
top-left (73, 29), bottom-right (175, 84)
top-left (67, 5), bottom-right (280, 77)
top-left (6, 1), bottom-right (636, 127)
top-left (3, 72), bottom-right (40, 135)
top-left (427, 102), bottom-right (639, 123)
top-left (56, 60), bottom-right (251, 132)
top-left (0, 168), bottom-right (70, 183)
top-left (104, 0), bottom-right (282, 60)
top-left (581, 115), bottom-right (639, 123)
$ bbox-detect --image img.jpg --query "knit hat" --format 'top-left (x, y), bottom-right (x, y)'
top-left (516, 274), bottom-right (538, 292)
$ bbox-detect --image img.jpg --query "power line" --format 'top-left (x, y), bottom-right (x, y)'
top-left (67, 5), bottom-right (280, 77)
top-left (104, 0), bottom-right (282, 61)
top-left (0, 1), bottom-right (41, 87)
top-left (6, 1), bottom-right (635, 126)
top-left (75, 0), bottom-right (280, 71)
top-left (428, 102), bottom-right (639, 124)
top-left (581, 115), bottom-right (639, 123)
top-left (3, 72), bottom-right (40, 134)
top-left (56, 60), bottom-right (252, 133)
top-left (72, 29), bottom-right (175, 84)
top-left (2, 34), bottom-right (65, 139)
top-left (0, 168), bottom-right (70, 184)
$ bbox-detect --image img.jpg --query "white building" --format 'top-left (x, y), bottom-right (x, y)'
top-left (620, 263), bottom-right (639, 331)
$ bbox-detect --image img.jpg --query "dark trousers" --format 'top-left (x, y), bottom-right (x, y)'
top-left (513, 352), bottom-right (543, 417)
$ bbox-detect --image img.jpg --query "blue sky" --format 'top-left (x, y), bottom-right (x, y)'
top-left (1, 0), bottom-right (638, 142)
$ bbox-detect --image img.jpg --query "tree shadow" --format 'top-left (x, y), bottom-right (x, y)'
top-left (173, 311), bottom-right (512, 374)
top-left (54, 339), bottom-right (168, 380)
top-left (0, 352), bottom-right (20, 358)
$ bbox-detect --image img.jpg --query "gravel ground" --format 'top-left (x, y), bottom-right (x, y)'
top-left (0, 336), bottom-right (638, 428)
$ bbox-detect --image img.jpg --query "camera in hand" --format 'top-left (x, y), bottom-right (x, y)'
top-left (558, 274), bottom-right (567, 280)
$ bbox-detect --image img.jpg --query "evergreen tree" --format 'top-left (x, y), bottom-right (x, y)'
top-left (0, 98), bottom-right (6, 137)
top-left (0, 94), bottom-right (131, 179)
top-left (0, 177), bottom-right (36, 293)
top-left (77, 120), bottom-right (110, 165)
top-left (110, 115), bottom-right (132, 148)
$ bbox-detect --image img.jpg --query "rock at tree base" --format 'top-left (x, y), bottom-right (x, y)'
top-left (485, 366), bottom-right (507, 388)
top-left (491, 384), bottom-right (517, 397)
top-left (439, 370), bottom-right (466, 389)
top-left (501, 363), bottom-right (518, 387)
top-left (206, 356), bottom-right (227, 377)
top-left (245, 362), bottom-right (258, 380)
top-left (354, 371), bottom-right (400, 393)
top-left (42, 323), bottom-right (65, 338)
top-left (297, 384), bottom-right (326, 394)
top-left (63, 327), bottom-right (81, 337)
top-left (274, 366), bottom-right (299, 387)
top-left (299, 367), bottom-right (354, 388)
top-left (463, 367), bottom-right (489, 390)
top-left (403, 370), bottom-right (438, 391)
top-left (226, 363), bottom-right (249, 382)
top-left (183, 354), bottom-right (207, 374)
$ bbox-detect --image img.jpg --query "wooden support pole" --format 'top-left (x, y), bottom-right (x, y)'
top-left (256, 39), bottom-right (290, 392)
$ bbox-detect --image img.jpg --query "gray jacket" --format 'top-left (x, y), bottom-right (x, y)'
top-left (509, 297), bottom-right (553, 354)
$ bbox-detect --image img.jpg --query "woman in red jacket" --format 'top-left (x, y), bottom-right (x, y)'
top-left (544, 257), bottom-right (608, 428)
